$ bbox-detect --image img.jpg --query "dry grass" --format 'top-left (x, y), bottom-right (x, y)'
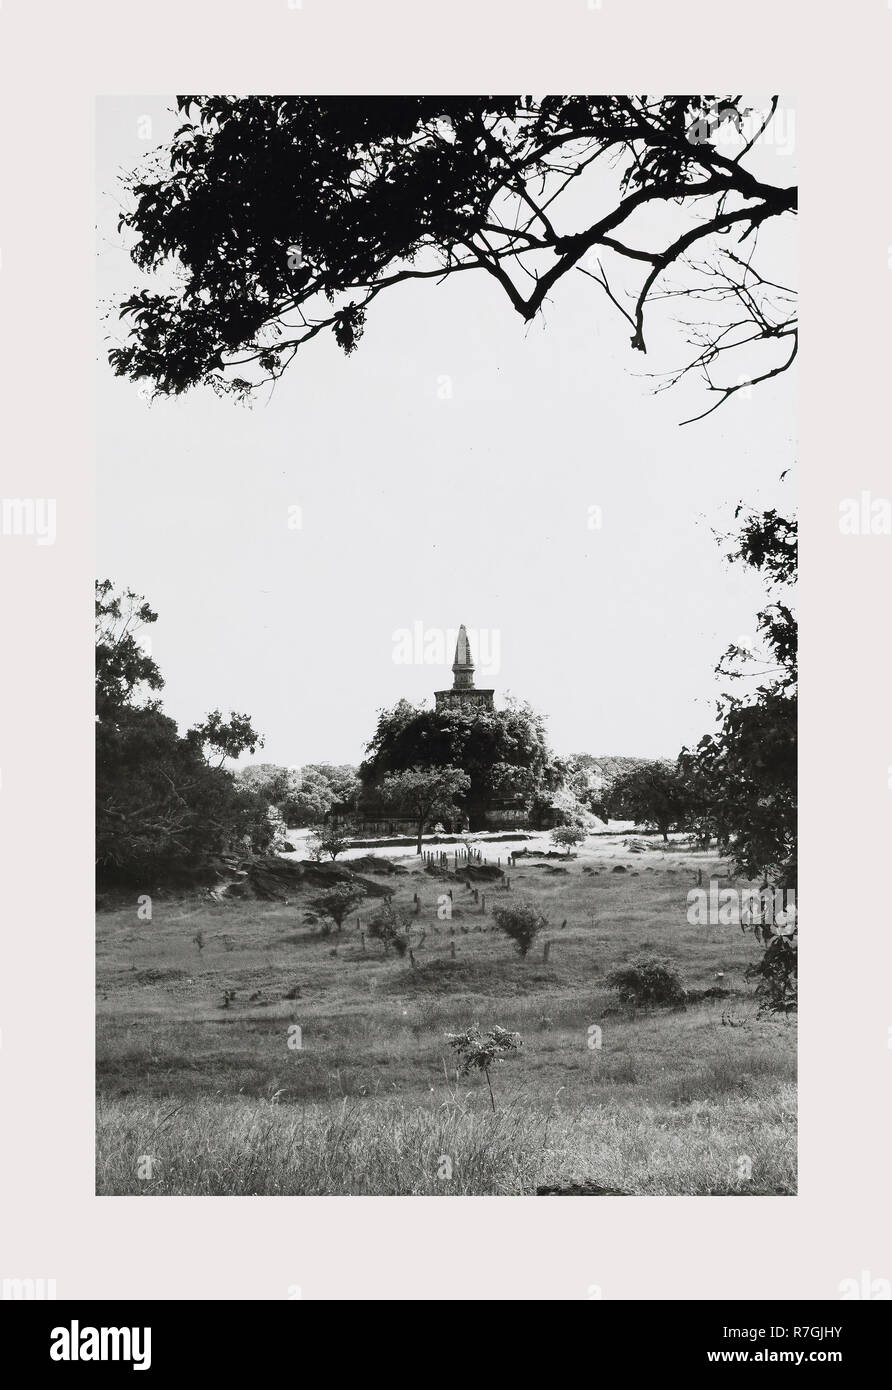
top-left (96, 843), bottom-right (797, 1195)
top-left (96, 1085), bottom-right (795, 1195)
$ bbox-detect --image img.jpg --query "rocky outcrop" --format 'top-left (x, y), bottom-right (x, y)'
top-left (237, 856), bottom-right (394, 903)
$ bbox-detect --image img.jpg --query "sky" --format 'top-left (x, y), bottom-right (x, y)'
top-left (96, 97), bottom-right (796, 769)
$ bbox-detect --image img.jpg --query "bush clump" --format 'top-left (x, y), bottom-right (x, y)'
top-left (607, 955), bottom-right (687, 1008)
top-left (746, 935), bottom-right (797, 1014)
top-left (492, 902), bottom-right (548, 958)
top-left (304, 882), bottom-right (368, 934)
top-left (367, 901), bottom-right (411, 956)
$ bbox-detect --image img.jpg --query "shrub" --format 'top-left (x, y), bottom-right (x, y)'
top-left (367, 900), bottom-right (412, 955)
top-left (551, 824), bottom-right (585, 855)
top-left (304, 883), bottom-right (368, 934)
top-left (306, 823), bottom-right (353, 861)
top-left (746, 935), bottom-right (797, 1014)
top-left (607, 955), bottom-right (687, 1008)
top-left (445, 1024), bottom-right (522, 1112)
top-left (492, 902), bottom-right (548, 958)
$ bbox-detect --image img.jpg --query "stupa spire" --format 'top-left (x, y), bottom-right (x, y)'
top-left (452, 624), bottom-right (475, 689)
top-left (434, 623), bottom-right (494, 715)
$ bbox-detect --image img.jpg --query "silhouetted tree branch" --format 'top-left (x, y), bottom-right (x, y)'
top-left (107, 96), bottom-right (796, 420)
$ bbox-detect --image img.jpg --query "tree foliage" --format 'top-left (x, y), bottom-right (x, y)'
top-left (492, 902), bottom-right (548, 958)
top-left (746, 934), bottom-right (797, 1014)
top-left (360, 698), bottom-right (558, 830)
top-left (305, 882), bottom-right (368, 933)
top-left (95, 579), bottom-right (163, 722)
top-left (551, 823), bottom-right (586, 855)
top-left (377, 766), bottom-right (471, 854)
top-left (235, 761), bottom-right (359, 826)
top-left (366, 899), bottom-right (412, 956)
top-left (289, 763), bottom-right (359, 824)
top-left (680, 507), bottom-right (797, 886)
top-left (563, 754), bottom-right (658, 820)
top-left (306, 822), bottom-right (354, 862)
top-left (96, 580), bottom-right (272, 883)
top-left (109, 96), bottom-right (796, 420)
top-left (235, 762), bottom-right (299, 809)
top-left (445, 1024), bottom-right (522, 1112)
top-left (607, 955), bottom-right (687, 1008)
top-left (600, 759), bottom-right (689, 840)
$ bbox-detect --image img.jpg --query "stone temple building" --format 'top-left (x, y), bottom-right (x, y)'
top-left (330, 625), bottom-right (561, 839)
top-left (434, 625), bottom-right (495, 715)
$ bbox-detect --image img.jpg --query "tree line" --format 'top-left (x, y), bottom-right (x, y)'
top-left (97, 502), bottom-right (794, 897)
top-left (96, 580), bottom-right (274, 885)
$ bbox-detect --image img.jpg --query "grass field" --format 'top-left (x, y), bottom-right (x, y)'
top-left (96, 837), bottom-right (796, 1195)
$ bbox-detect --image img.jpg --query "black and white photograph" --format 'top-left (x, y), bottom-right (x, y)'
top-left (11, 0), bottom-right (892, 1345)
top-left (94, 95), bottom-right (797, 1198)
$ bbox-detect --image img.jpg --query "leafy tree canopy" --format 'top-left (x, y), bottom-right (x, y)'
top-left (360, 697), bottom-right (558, 818)
top-left (109, 96), bottom-right (796, 420)
top-left (378, 766), bottom-right (471, 854)
top-left (96, 579), bottom-right (272, 883)
top-left (305, 882), bottom-right (368, 931)
top-left (96, 579), bottom-right (163, 722)
top-left (601, 759), bottom-right (689, 841)
top-left (234, 761), bottom-right (359, 826)
top-left (680, 507), bottom-right (797, 886)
